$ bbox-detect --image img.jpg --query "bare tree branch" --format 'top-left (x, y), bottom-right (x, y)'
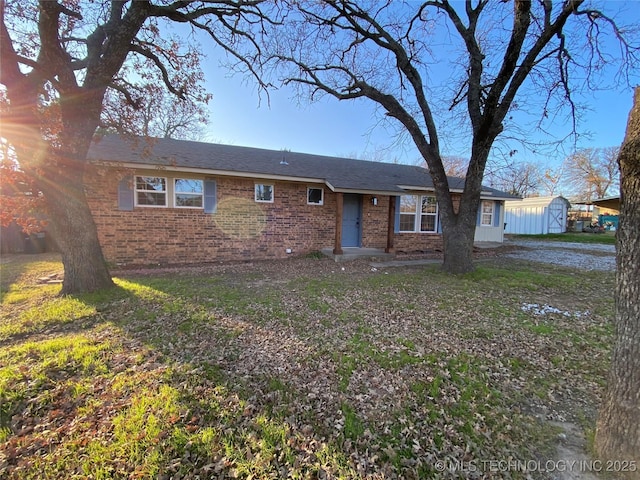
top-left (129, 44), bottom-right (187, 99)
top-left (259, 0), bottom-right (637, 273)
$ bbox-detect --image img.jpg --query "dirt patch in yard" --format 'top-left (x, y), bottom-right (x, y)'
top-left (110, 244), bottom-right (517, 277)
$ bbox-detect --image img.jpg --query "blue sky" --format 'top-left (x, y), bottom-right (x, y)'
top-left (196, 3), bottom-right (639, 168)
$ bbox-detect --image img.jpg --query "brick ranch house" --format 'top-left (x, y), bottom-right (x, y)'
top-left (85, 135), bottom-right (516, 266)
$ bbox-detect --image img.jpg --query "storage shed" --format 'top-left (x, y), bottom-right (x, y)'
top-left (504, 196), bottom-right (570, 234)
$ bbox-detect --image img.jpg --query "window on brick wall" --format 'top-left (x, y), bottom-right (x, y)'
top-left (399, 195), bottom-right (417, 232)
top-left (399, 194), bottom-right (439, 232)
top-left (307, 187), bottom-right (324, 205)
top-left (175, 178), bottom-right (204, 208)
top-left (135, 176), bottom-right (167, 207)
top-left (255, 183), bottom-right (274, 203)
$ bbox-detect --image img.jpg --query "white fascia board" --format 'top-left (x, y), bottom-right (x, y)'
top-left (397, 183), bottom-right (513, 200)
top-left (497, 196), bottom-right (523, 202)
top-left (396, 185), bottom-right (436, 192)
top-left (481, 193), bottom-right (520, 200)
top-left (396, 185), bottom-right (476, 195)
top-left (331, 187), bottom-right (406, 196)
top-left (322, 181), bottom-right (401, 196)
top-left (96, 161), bottom-right (326, 184)
top-left (324, 180), bottom-right (337, 192)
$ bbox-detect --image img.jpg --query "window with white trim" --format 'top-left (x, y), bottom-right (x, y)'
top-left (307, 187), bottom-right (324, 205)
top-left (175, 178), bottom-right (204, 208)
top-left (399, 195), bottom-right (418, 232)
top-left (399, 195), bottom-right (439, 232)
top-left (255, 184), bottom-right (274, 203)
top-left (480, 201), bottom-right (494, 226)
top-left (135, 176), bottom-right (167, 206)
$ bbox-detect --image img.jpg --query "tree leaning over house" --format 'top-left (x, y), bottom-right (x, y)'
top-left (261, 0), bottom-right (638, 273)
top-left (595, 87), bottom-right (640, 466)
top-left (100, 75), bottom-right (212, 141)
top-left (0, 0), bottom-right (270, 294)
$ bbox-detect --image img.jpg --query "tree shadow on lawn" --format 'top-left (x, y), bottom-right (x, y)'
top-left (1, 275), bottom-right (368, 478)
top-left (2, 262), bottom-right (607, 479)
top-left (0, 281), bottom-right (133, 348)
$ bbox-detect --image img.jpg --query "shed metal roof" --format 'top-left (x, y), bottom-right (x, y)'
top-left (504, 195), bottom-right (569, 208)
top-left (87, 135), bottom-right (516, 199)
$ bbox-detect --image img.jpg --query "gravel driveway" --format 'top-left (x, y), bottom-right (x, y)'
top-left (503, 238), bottom-right (616, 271)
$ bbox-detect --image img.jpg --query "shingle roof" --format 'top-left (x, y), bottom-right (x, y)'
top-left (87, 134), bottom-right (515, 199)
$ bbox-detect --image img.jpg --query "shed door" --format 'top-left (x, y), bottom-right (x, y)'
top-left (547, 199), bottom-right (566, 233)
top-left (342, 194), bottom-right (362, 247)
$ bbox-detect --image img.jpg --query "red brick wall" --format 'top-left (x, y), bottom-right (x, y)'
top-left (394, 233), bottom-right (443, 253)
top-left (85, 166), bottom-right (447, 266)
top-left (361, 194), bottom-right (389, 249)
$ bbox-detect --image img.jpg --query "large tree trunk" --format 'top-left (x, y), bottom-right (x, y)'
top-left (42, 164), bottom-right (114, 295)
top-left (2, 72), bottom-right (114, 294)
top-left (45, 115), bottom-right (114, 295)
top-left (440, 217), bottom-right (476, 274)
top-left (436, 145), bottom-right (491, 275)
top-left (595, 87), bottom-right (640, 464)
top-left (32, 95), bottom-right (114, 295)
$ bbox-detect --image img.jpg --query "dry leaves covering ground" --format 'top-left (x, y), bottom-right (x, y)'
top-left (0, 250), bottom-right (616, 479)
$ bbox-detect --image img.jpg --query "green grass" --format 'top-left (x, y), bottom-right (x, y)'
top-left (340, 402), bottom-right (365, 440)
top-left (0, 253), bottom-right (615, 479)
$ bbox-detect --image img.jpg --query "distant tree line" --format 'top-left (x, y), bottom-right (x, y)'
top-left (441, 147), bottom-right (620, 201)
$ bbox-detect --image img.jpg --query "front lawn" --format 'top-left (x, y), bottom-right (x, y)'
top-left (0, 253), bottom-right (615, 479)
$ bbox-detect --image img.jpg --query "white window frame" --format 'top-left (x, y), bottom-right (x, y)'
top-left (307, 187), bottom-right (324, 205)
top-left (135, 176), bottom-right (167, 207)
top-left (254, 183), bottom-right (274, 203)
top-left (174, 178), bottom-right (204, 209)
top-left (399, 194), bottom-right (439, 233)
top-left (399, 195), bottom-right (418, 232)
top-left (480, 200), bottom-right (494, 226)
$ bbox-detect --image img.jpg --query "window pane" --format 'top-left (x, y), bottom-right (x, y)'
top-left (176, 194), bottom-right (203, 207)
top-left (400, 213), bottom-right (416, 232)
top-left (308, 188), bottom-right (323, 204)
top-left (136, 176), bottom-right (166, 206)
top-left (175, 178), bottom-right (203, 193)
top-left (400, 195), bottom-right (417, 213)
top-left (420, 215), bottom-right (436, 232)
top-left (137, 192), bottom-right (166, 205)
top-left (136, 176), bottom-right (165, 192)
top-left (421, 196), bottom-right (437, 214)
top-left (481, 201), bottom-right (493, 225)
top-left (255, 184), bottom-right (273, 202)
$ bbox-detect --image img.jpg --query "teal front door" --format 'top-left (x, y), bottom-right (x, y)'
top-left (342, 194), bottom-right (362, 247)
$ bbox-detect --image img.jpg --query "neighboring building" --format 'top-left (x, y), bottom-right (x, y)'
top-left (504, 196), bottom-right (570, 235)
top-left (85, 135), bottom-right (516, 266)
top-left (592, 196), bottom-right (620, 230)
top-left (592, 196), bottom-right (620, 215)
